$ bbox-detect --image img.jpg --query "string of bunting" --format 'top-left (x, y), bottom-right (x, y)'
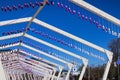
top-left (2, 28), bottom-right (105, 61)
top-left (0, 40), bottom-right (76, 65)
top-left (0, 40), bottom-right (21, 47)
top-left (1, 0), bottom-right (119, 37)
top-left (1, 50), bottom-right (53, 77)
top-left (56, 1), bottom-right (120, 37)
top-left (1, 51), bottom-right (40, 76)
top-left (23, 41), bottom-right (77, 64)
top-left (1, 0), bottom-right (54, 12)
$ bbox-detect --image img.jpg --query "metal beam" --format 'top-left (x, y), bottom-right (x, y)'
top-left (20, 50), bottom-right (64, 70)
top-left (25, 34), bottom-right (87, 64)
top-left (21, 43), bottom-right (72, 65)
top-left (0, 42), bottom-right (73, 80)
top-left (70, 0), bottom-right (120, 26)
top-left (33, 18), bottom-right (113, 80)
top-left (0, 33), bottom-right (23, 41)
top-left (20, 58), bottom-right (53, 73)
top-left (0, 24), bottom-right (87, 80)
top-left (0, 41), bottom-right (73, 70)
top-left (25, 34), bottom-right (87, 80)
top-left (0, 17), bottom-right (32, 26)
top-left (33, 18), bottom-right (112, 55)
top-left (0, 43), bottom-right (19, 49)
top-left (20, 50), bottom-right (57, 70)
top-left (0, 59), bottom-right (6, 80)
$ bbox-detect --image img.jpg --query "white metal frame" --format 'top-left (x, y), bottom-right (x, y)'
top-left (20, 56), bottom-right (58, 80)
top-left (0, 52), bottom-right (54, 80)
top-left (0, 16), bottom-right (113, 80)
top-left (0, 41), bottom-right (74, 80)
top-left (19, 50), bottom-right (57, 70)
top-left (20, 58), bottom-right (53, 75)
top-left (1, 50), bottom-right (53, 80)
top-left (1, 46), bottom-right (64, 80)
top-left (20, 50), bottom-right (63, 80)
top-left (20, 50), bottom-right (64, 80)
top-left (0, 18), bottom-right (88, 80)
top-left (20, 61), bottom-right (53, 79)
top-left (69, 0), bottom-right (114, 80)
top-left (33, 18), bottom-right (113, 80)
top-left (0, 28), bottom-right (88, 80)
top-left (3, 62), bottom-right (45, 80)
top-left (0, 57), bottom-right (6, 80)
top-left (70, 0), bottom-right (120, 26)
top-left (35, 19), bottom-right (113, 80)
top-left (0, 1), bottom-right (115, 79)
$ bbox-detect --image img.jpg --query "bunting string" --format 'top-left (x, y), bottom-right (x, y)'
top-left (0, 41), bottom-right (81, 66)
top-left (1, 28), bottom-right (105, 61)
top-left (1, 0), bottom-right (119, 37)
top-left (0, 50), bottom-right (47, 80)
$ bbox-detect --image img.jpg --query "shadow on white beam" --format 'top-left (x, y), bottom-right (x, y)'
top-left (70, 0), bottom-right (120, 26)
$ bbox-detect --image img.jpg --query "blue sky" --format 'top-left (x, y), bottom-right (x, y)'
top-left (0, 0), bottom-right (120, 67)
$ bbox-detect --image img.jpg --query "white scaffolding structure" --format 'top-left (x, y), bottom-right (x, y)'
top-left (0, 0), bottom-right (114, 79)
top-left (0, 17), bottom-right (113, 80)
top-left (0, 31), bottom-right (87, 80)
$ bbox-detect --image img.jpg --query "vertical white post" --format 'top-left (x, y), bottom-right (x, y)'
top-left (29, 73), bottom-right (32, 80)
top-left (35, 75), bottom-right (38, 80)
top-left (22, 73), bottom-right (25, 80)
top-left (33, 74), bottom-right (36, 80)
top-left (102, 51), bottom-right (113, 80)
top-left (43, 76), bottom-right (48, 80)
top-left (65, 64), bottom-right (73, 80)
top-left (20, 73), bottom-right (24, 80)
top-left (10, 72), bottom-right (14, 80)
top-left (27, 73), bottom-right (30, 80)
top-left (10, 73), bottom-right (13, 80)
top-left (48, 71), bottom-right (53, 80)
top-left (6, 72), bottom-right (10, 80)
top-left (0, 59), bottom-right (7, 80)
top-left (13, 72), bottom-right (16, 80)
top-left (79, 60), bottom-right (88, 80)
top-left (17, 72), bottom-right (20, 80)
top-left (51, 70), bottom-right (56, 80)
top-left (57, 66), bottom-right (63, 80)
top-left (37, 75), bottom-right (39, 80)
top-left (5, 71), bottom-right (10, 80)
top-left (30, 74), bottom-right (33, 80)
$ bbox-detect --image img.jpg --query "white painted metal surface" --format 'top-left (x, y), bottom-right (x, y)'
top-left (0, 16), bottom-right (113, 80)
top-left (1, 50), bottom-right (52, 80)
top-left (0, 17), bottom-right (32, 26)
top-left (20, 50), bottom-right (64, 70)
top-left (70, 0), bottom-right (120, 26)
top-left (33, 18), bottom-right (114, 80)
top-left (0, 39), bottom-right (73, 80)
top-left (0, 59), bottom-right (7, 80)
top-left (20, 50), bottom-right (57, 70)
top-left (0, 32), bottom-right (87, 80)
